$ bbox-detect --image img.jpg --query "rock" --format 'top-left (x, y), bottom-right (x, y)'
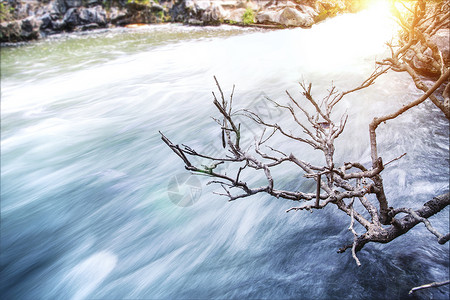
top-left (51, 19), bottom-right (65, 31)
top-left (188, 18), bottom-right (203, 25)
top-left (53, 0), bottom-right (67, 15)
top-left (316, 0), bottom-right (346, 11)
top-left (279, 6), bottom-right (314, 27)
top-left (431, 29), bottom-right (450, 66)
top-left (16, 3), bottom-right (33, 19)
top-left (0, 21), bottom-right (22, 43)
top-left (202, 3), bottom-right (226, 25)
top-left (108, 7), bottom-right (128, 24)
top-left (0, 16), bottom-right (41, 43)
top-left (151, 4), bottom-right (165, 12)
top-left (408, 29), bottom-right (450, 77)
top-left (77, 23), bottom-right (100, 31)
top-left (62, 7), bottom-right (79, 29)
top-left (226, 8), bottom-right (246, 23)
top-left (20, 16), bottom-right (42, 39)
top-left (86, 0), bottom-right (101, 7)
top-left (124, 2), bottom-right (157, 24)
top-left (38, 13), bottom-right (53, 29)
top-left (65, 0), bottom-right (82, 8)
top-left (79, 6), bottom-right (106, 26)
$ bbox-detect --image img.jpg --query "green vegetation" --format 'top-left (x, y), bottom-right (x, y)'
top-left (156, 10), bottom-right (165, 21)
top-left (127, 0), bottom-right (151, 5)
top-left (242, 7), bottom-right (255, 25)
top-left (0, 2), bottom-right (14, 22)
top-left (315, 0), bottom-right (372, 23)
top-left (314, 6), bottom-right (340, 23)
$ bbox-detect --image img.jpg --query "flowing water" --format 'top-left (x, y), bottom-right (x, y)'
top-left (1, 3), bottom-right (449, 299)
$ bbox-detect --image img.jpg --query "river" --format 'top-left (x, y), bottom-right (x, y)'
top-left (1, 3), bottom-right (449, 299)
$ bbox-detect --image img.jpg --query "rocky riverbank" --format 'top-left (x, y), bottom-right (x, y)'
top-left (0, 0), bottom-right (362, 43)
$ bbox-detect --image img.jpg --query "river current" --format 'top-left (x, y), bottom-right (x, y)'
top-left (1, 4), bottom-right (449, 300)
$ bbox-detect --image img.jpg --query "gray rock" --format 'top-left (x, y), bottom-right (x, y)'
top-left (86, 0), bottom-right (101, 6)
top-left (63, 7), bottom-right (80, 29)
top-left (188, 18), bottom-right (203, 25)
top-left (226, 8), bottom-right (246, 23)
top-left (431, 29), bottom-right (450, 66)
top-left (65, 0), bottom-right (82, 8)
top-left (79, 6), bottom-right (106, 26)
top-left (279, 7), bottom-right (314, 27)
top-left (77, 23), bottom-right (100, 31)
top-left (0, 21), bottom-right (22, 43)
top-left (20, 17), bottom-right (42, 39)
top-left (409, 29), bottom-right (450, 77)
top-left (53, 0), bottom-right (67, 14)
top-left (151, 4), bottom-right (164, 12)
top-left (39, 13), bottom-right (53, 29)
top-left (0, 16), bottom-right (41, 43)
top-left (108, 7), bottom-right (128, 24)
top-left (202, 4), bottom-right (226, 25)
top-left (51, 19), bottom-right (65, 31)
top-left (256, 10), bottom-right (278, 24)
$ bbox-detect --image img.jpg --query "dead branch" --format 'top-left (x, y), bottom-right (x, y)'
top-left (161, 0), bottom-right (449, 266)
top-left (409, 280), bottom-right (450, 294)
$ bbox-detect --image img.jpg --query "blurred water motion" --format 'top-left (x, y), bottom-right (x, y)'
top-left (1, 8), bottom-right (449, 300)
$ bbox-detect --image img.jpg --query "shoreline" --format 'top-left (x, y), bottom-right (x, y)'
top-left (0, 22), bottom-right (277, 47)
top-left (1, 0), bottom-right (364, 44)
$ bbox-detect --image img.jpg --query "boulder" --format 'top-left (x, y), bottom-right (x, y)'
top-left (39, 13), bottom-right (53, 29)
top-left (431, 29), bottom-right (450, 66)
top-left (0, 21), bottom-right (22, 43)
top-left (62, 7), bottom-right (79, 29)
top-left (53, 0), bottom-right (67, 14)
top-left (79, 6), bottom-right (107, 26)
top-left (124, 3), bottom-right (157, 24)
top-left (256, 4), bottom-right (315, 27)
top-left (408, 29), bottom-right (450, 77)
top-left (151, 4), bottom-right (165, 12)
top-left (226, 7), bottom-right (246, 23)
top-left (0, 16), bottom-right (41, 43)
top-left (65, 0), bottom-right (82, 8)
top-left (202, 3), bottom-right (226, 25)
top-left (86, 0), bottom-right (102, 7)
top-left (77, 23), bottom-right (100, 31)
top-left (108, 7), bottom-right (128, 24)
top-left (279, 6), bottom-right (314, 27)
top-left (20, 16), bottom-right (42, 39)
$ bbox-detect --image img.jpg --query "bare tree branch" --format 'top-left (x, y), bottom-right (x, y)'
top-left (409, 280), bottom-right (450, 295)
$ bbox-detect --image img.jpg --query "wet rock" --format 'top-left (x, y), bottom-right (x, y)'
top-left (77, 23), bottom-right (100, 31)
top-left (188, 18), bottom-right (203, 25)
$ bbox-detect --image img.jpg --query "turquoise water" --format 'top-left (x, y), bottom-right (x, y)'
top-left (1, 11), bottom-right (449, 300)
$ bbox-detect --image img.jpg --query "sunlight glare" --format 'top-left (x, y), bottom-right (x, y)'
top-left (297, 0), bottom-right (397, 70)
